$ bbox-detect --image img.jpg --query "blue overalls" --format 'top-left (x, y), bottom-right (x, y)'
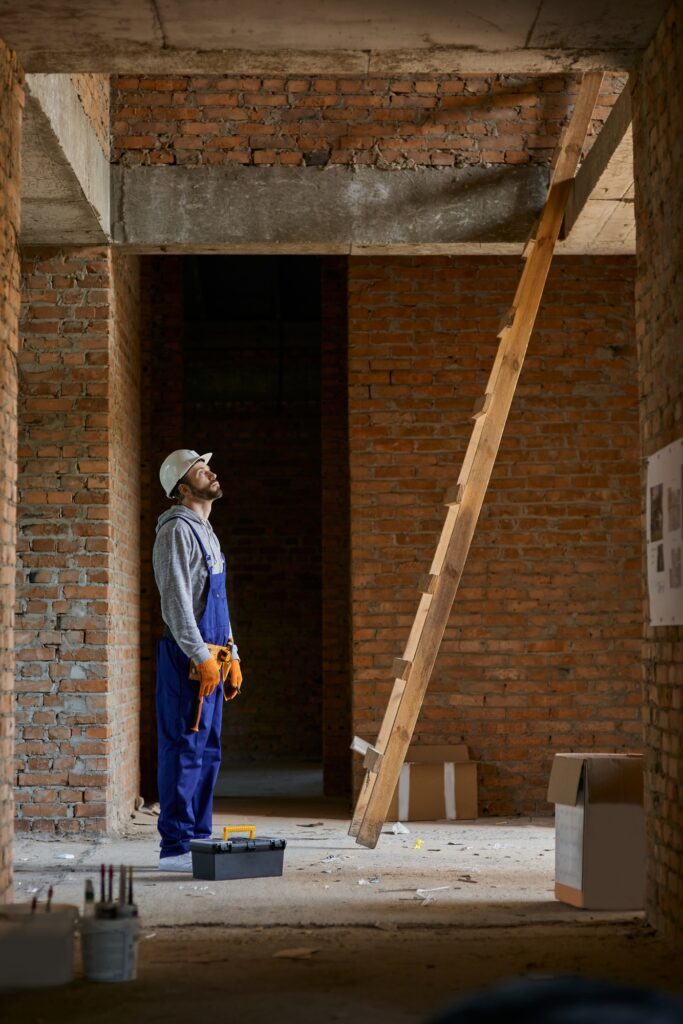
top-left (156, 523), bottom-right (230, 859)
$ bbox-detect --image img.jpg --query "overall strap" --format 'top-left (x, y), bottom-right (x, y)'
top-left (184, 522), bottom-right (216, 572)
top-left (159, 517), bottom-right (219, 573)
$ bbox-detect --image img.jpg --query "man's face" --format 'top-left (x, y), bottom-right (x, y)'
top-left (181, 460), bottom-right (223, 501)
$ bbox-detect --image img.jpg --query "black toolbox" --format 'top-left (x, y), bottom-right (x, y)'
top-left (190, 837), bottom-right (286, 880)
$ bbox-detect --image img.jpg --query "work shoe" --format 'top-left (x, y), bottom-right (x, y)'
top-left (158, 852), bottom-right (193, 873)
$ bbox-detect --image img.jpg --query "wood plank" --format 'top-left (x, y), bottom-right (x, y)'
top-left (456, 415), bottom-right (487, 487)
top-left (351, 72), bottom-right (603, 849)
top-left (430, 504), bottom-right (460, 575)
top-left (403, 593), bottom-right (433, 662)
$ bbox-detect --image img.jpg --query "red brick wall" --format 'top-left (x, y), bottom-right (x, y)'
top-left (631, 0), bottom-right (683, 942)
top-left (321, 258), bottom-right (352, 795)
top-left (16, 247), bottom-right (141, 834)
top-left (17, 247), bottom-right (113, 834)
top-left (348, 255), bottom-right (642, 814)
top-left (112, 74), bottom-right (622, 168)
top-left (70, 74), bottom-right (111, 156)
top-left (0, 40), bottom-right (23, 902)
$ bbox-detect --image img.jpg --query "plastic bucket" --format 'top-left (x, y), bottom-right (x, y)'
top-left (0, 903), bottom-right (78, 990)
top-left (81, 917), bottom-right (140, 983)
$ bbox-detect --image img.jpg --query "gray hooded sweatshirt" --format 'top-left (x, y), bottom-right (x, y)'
top-left (153, 506), bottom-right (237, 666)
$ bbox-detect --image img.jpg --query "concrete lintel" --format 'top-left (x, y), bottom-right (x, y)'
top-left (23, 74), bottom-right (110, 242)
top-left (111, 165), bottom-right (550, 251)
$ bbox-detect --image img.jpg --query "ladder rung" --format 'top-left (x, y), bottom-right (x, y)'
top-left (350, 735), bottom-right (371, 755)
top-left (391, 657), bottom-right (412, 681)
top-left (497, 306), bottom-right (517, 335)
top-left (418, 572), bottom-right (438, 595)
top-left (471, 394), bottom-right (491, 420)
top-left (443, 483), bottom-right (464, 506)
top-left (349, 736), bottom-right (383, 773)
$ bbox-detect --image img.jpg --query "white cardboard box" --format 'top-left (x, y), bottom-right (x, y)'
top-left (547, 753), bottom-right (645, 910)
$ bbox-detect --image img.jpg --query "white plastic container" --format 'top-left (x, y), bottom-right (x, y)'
top-left (0, 903), bottom-right (78, 990)
top-left (80, 916), bottom-right (140, 982)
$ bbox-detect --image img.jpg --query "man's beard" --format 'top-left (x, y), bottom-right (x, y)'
top-left (186, 480), bottom-right (223, 501)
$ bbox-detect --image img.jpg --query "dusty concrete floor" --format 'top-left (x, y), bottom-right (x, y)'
top-left (3, 796), bottom-right (681, 1022)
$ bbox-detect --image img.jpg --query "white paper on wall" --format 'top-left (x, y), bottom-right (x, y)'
top-left (646, 437), bottom-right (683, 625)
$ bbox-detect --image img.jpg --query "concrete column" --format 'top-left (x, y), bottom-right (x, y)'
top-left (631, 0), bottom-right (683, 942)
top-left (0, 39), bottom-right (23, 902)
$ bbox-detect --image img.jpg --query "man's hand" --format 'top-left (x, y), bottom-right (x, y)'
top-left (226, 659), bottom-right (243, 700)
top-left (197, 656), bottom-right (221, 698)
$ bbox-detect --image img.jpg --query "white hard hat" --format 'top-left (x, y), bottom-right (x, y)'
top-left (159, 449), bottom-right (212, 498)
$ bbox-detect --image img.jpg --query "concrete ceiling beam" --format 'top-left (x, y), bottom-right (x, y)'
top-left (21, 74), bottom-right (110, 244)
top-left (112, 163), bottom-right (550, 254)
top-left (563, 83), bottom-right (632, 233)
top-left (0, 0), bottom-right (669, 73)
top-left (5, 47), bottom-right (644, 77)
top-left (560, 84), bottom-right (634, 253)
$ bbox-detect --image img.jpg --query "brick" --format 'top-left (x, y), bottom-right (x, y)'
top-left (119, 135), bottom-right (157, 149)
top-left (17, 246), bottom-right (142, 839)
top-left (110, 73), bottom-right (624, 169)
top-left (70, 75), bottom-right (110, 156)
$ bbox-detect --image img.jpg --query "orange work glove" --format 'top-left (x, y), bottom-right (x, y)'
top-left (225, 659), bottom-right (243, 701)
top-left (196, 656), bottom-right (221, 698)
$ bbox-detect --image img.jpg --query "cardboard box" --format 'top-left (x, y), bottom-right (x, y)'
top-left (547, 753), bottom-right (645, 910)
top-left (387, 744), bottom-right (477, 821)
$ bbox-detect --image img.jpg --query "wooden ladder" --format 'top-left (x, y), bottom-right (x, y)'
top-left (349, 72), bottom-right (604, 850)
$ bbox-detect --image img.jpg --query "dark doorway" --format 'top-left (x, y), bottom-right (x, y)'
top-left (183, 256), bottom-right (323, 794)
top-left (140, 255), bottom-right (350, 803)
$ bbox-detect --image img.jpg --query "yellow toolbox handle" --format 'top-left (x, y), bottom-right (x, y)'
top-left (223, 824), bottom-right (256, 841)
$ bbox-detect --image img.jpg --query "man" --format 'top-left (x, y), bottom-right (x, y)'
top-left (153, 449), bottom-right (242, 872)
